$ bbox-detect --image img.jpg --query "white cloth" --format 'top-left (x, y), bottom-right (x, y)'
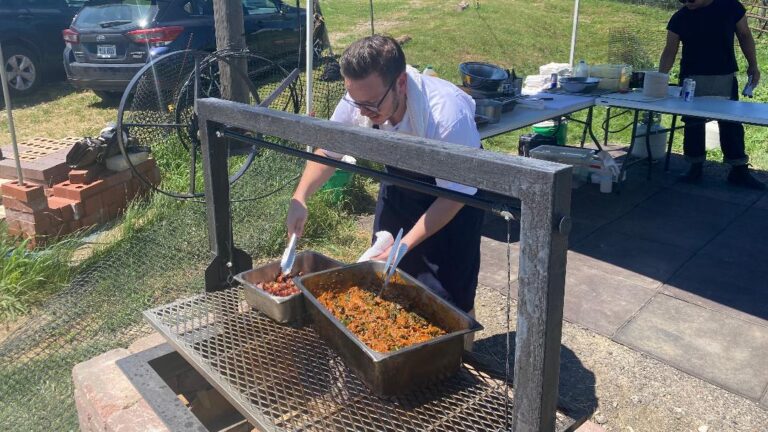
top-left (357, 230), bottom-right (394, 262)
top-left (327, 66), bottom-right (481, 195)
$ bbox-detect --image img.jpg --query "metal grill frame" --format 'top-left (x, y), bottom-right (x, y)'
top-left (196, 98), bottom-right (572, 431)
top-left (144, 287), bottom-right (575, 431)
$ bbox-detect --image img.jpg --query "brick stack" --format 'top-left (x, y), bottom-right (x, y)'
top-left (2, 158), bottom-right (161, 248)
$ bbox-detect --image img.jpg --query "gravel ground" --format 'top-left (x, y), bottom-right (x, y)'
top-left (472, 284), bottom-right (768, 432)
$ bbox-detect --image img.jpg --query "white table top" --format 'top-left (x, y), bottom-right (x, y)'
top-left (478, 93), bottom-right (596, 139)
top-left (595, 92), bottom-right (768, 126)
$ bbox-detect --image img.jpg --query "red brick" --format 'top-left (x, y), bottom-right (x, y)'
top-left (48, 197), bottom-right (79, 221)
top-left (69, 165), bottom-right (105, 185)
top-left (102, 184), bottom-right (128, 208)
top-left (5, 208), bottom-right (55, 226)
top-left (2, 195), bottom-right (49, 213)
top-left (146, 166), bottom-right (162, 186)
top-left (53, 179), bottom-right (107, 201)
top-left (19, 219), bottom-right (53, 236)
top-left (2, 181), bottom-right (46, 203)
top-left (5, 218), bottom-right (22, 236)
top-left (83, 194), bottom-right (104, 217)
top-left (104, 168), bottom-right (133, 188)
top-left (80, 211), bottom-right (103, 228)
top-left (134, 157), bottom-right (157, 174)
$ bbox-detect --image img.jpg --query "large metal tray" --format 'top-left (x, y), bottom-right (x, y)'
top-left (295, 261), bottom-right (483, 396)
top-left (234, 251), bottom-right (343, 324)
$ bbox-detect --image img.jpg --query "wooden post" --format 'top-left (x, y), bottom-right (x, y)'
top-left (213, 0), bottom-right (249, 103)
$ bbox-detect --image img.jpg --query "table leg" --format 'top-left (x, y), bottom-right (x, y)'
top-left (645, 111), bottom-right (653, 180)
top-left (603, 106), bottom-right (611, 149)
top-left (617, 109), bottom-right (640, 192)
top-left (665, 114), bottom-right (678, 171)
top-left (580, 106), bottom-right (592, 148)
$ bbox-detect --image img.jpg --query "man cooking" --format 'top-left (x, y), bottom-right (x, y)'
top-left (285, 35), bottom-right (484, 314)
top-left (659, 0), bottom-right (765, 190)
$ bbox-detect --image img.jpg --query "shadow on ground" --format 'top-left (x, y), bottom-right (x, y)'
top-left (474, 332), bottom-right (598, 421)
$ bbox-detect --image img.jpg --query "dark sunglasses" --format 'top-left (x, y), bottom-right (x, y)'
top-left (679, 0), bottom-right (696, 3)
top-left (342, 78), bottom-right (397, 115)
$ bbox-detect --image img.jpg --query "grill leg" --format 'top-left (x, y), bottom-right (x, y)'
top-left (201, 120), bottom-right (252, 292)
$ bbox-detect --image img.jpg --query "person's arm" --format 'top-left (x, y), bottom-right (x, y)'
top-left (659, 30), bottom-right (680, 74)
top-left (285, 149), bottom-right (337, 238)
top-left (403, 198), bottom-right (464, 251)
top-left (736, 15), bottom-right (760, 86)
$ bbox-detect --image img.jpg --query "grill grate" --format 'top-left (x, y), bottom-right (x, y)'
top-left (144, 288), bottom-right (570, 432)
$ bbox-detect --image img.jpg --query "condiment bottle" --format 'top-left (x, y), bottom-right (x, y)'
top-left (619, 65), bottom-right (632, 93)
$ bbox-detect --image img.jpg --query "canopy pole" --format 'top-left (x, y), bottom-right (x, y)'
top-left (305, 0), bottom-right (314, 116)
top-left (0, 42), bottom-right (24, 185)
top-left (569, 0), bottom-right (580, 66)
top-left (369, 0), bottom-right (375, 35)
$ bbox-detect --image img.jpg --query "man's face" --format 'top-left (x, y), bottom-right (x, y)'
top-left (343, 73), bottom-right (403, 124)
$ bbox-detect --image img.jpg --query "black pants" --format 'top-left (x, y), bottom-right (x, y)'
top-left (682, 77), bottom-right (747, 165)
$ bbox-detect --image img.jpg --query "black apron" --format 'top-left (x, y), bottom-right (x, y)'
top-left (372, 165), bottom-right (484, 313)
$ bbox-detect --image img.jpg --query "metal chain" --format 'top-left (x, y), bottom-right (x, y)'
top-left (503, 211), bottom-right (514, 431)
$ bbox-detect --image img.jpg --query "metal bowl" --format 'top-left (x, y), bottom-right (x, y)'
top-left (474, 99), bottom-right (502, 124)
top-left (560, 77), bottom-right (600, 93)
top-left (459, 62), bottom-right (509, 92)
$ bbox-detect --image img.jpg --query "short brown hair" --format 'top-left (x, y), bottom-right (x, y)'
top-left (339, 35), bottom-right (406, 84)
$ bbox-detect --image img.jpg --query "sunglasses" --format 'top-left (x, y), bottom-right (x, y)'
top-left (342, 78), bottom-right (397, 115)
top-left (679, 0), bottom-right (696, 3)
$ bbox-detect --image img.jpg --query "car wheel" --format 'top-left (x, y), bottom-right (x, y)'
top-left (94, 90), bottom-right (123, 102)
top-left (3, 45), bottom-right (40, 97)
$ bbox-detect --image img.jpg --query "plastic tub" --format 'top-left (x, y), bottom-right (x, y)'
top-left (529, 145), bottom-right (595, 183)
top-left (319, 169), bottom-right (352, 203)
top-left (532, 120), bottom-right (568, 146)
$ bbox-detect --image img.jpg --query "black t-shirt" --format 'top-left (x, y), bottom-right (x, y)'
top-left (667, 0), bottom-right (746, 77)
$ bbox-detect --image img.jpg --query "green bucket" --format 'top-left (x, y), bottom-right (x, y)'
top-left (532, 120), bottom-right (568, 146)
top-left (319, 169), bottom-right (353, 203)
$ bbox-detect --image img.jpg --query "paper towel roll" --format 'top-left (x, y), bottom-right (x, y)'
top-left (643, 72), bottom-right (669, 98)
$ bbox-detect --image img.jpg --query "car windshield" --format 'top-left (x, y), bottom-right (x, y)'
top-left (74, 1), bottom-right (161, 30)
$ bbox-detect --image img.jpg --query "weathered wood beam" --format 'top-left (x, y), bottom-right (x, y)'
top-left (196, 98), bottom-right (567, 198)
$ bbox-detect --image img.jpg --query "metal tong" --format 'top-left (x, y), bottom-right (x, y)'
top-left (378, 228), bottom-right (408, 297)
top-left (280, 233), bottom-right (298, 276)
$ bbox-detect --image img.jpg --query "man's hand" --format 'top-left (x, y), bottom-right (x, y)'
top-left (286, 198), bottom-right (308, 238)
top-left (747, 65), bottom-right (761, 88)
top-left (372, 245), bottom-right (393, 262)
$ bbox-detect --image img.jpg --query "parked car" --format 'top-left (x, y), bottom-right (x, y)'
top-left (63, 0), bottom-right (314, 101)
top-left (0, 0), bottom-right (81, 97)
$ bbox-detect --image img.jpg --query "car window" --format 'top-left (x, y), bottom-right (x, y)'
top-left (74, 1), bottom-right (159, 29)
top-left (242, 0), bottom-right (277, 15)
top-left (19, 0), bottom-right (68, 7)
top-left (181, 0), bottom-right (212, 16)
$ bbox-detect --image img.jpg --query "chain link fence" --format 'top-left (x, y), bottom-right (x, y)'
top-left (0, 46), bottom-right (346, 429)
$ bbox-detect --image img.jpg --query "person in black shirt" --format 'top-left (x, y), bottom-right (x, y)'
top-left (659, 0), bottom-right (764, 190)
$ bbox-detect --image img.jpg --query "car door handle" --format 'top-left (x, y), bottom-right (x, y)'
top-left (18, 14), bottom-right (33, 19)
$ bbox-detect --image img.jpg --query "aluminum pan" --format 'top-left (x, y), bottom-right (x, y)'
top-left (295, 261), bottom-right (483, 396)
top-left (234, 251), bottom-right (344, 324)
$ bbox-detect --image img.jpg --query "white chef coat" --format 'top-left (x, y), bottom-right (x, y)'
top-left (328, 73), bottom-right (480, 196)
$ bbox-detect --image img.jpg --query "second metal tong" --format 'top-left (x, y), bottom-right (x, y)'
top-left (378, 228), bottom-right (408, 296)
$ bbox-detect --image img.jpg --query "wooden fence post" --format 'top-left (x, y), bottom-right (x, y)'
top-left (213, 0), bottom-right (249, 103)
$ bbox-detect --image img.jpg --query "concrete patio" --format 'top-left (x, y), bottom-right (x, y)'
top-left (479, 155), bottom-right (768, 409)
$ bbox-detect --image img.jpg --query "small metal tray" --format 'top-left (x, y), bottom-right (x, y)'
top-left (234, 251), bottom-right (343, 324)
top-left (295, 261), bottom-right (483, 396)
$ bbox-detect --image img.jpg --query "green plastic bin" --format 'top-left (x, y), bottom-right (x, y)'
top-left (319, 169), bottom-right (353, 203)
top-left (532, 120), bottom-right (568, 146)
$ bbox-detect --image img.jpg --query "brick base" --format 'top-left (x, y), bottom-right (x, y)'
top-left (2, 157), bottom-right (159, 248)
